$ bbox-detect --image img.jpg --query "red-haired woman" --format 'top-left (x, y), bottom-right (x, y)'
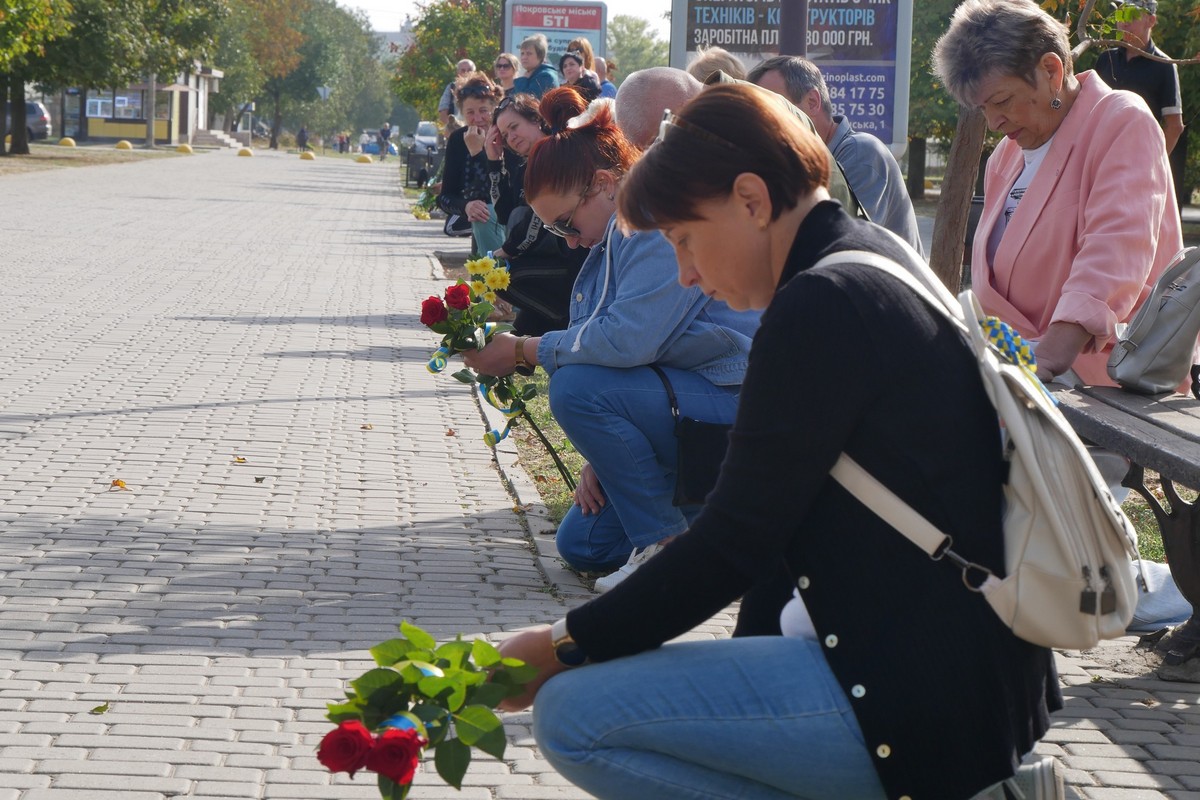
top-left (492, 83), bottom-right (1063, 800)
top-left (483, 93), bottom-right (588, 336)
top-left (463, 87), bottom-right (760, 591)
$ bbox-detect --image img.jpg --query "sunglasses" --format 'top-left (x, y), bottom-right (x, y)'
top-left (545, 183), bottom-right (592, 238)
top-left (459, 85), bottom-right (495, 99)
top-left (655, 109), bottom-right (739, 151)
top-left (495, 61), bottom-right (514, 69)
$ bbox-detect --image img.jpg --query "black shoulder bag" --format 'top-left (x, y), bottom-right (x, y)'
top-left (649, 365), bottom-right (732, 506)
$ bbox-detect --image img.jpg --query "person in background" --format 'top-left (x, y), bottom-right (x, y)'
top-left (463, 87), bottom-right (759, 591)
top-left (1093, 0), bottom-right (1187, 213)
top-left (296, 125), bottom-right (309, 152)
top-left (558, 51), bottom-right (602, 101)
top-left (513, 34), bottom-right (561, 99)
top-left (494, 52), bottom-right (519, 94)
top-left (686, 45), bottom-right (746, 82)
top-left (566, 37), bottom-right (595, 71)
top-left (749, 55), bottom-right (924, 254)
top-left (933, 0), bottom-right (1184, 386)
top-left (485, 92), bottom-right (589, 335)
top-left (493, 81), bottom-right (1064, 800)
top-left (438, 59), bottom-right (476, 126)
top-left (614, 66), bottom-right (860, 216)
top-left (377, 122), bottom-right (391, 161)
top-left (437, 74), bottom-right (507, 254)
top-left (595, 57), bottom-right (617, 98)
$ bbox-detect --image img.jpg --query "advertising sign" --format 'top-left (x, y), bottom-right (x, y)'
top-left (669, 0), bottom-right (912, 152)
top-left (506, 2), bottom-right (607, 67)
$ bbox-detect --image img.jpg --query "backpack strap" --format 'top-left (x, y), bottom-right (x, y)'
top-left (813, 248), bottom-right (1000, 591)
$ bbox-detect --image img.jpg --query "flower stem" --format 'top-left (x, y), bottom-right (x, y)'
top-left (519, 411), bottom-right (577, 491)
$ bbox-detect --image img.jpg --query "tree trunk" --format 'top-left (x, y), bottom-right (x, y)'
top-left (9, 76), bottom-right (30, 155)
top-left (929, 106), bottom-right (986, 293)
top-left (144, 72), bottom-right (157, 148)
top-left (0, 73), bottom-right (9, 156)
top-left (270, 90), bottom-right (281, 150)
top-left (906, 136), bottom-right (926, 200)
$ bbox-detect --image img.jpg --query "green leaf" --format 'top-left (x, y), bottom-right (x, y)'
top-left (466, 681), bottom-right (509, 709)
top-left (469, 639), bottom-right (500, 670)
top-left (325, 700), bottom-right (365, 723)
top-left (452, 705), bottom-right (508, 760)
top-left (435, 639), bottom-right (473, 669)
top-left (489, 323), bottom-right (515, 336)
top-left (434, 736), bottom-right (471, 789)
top-left (494, 662), bottom-right (538, 686)
top-left (378, 772), bottom-right (411, 800)
top-left (400, 621), bottom-right (438, 651)
top-left (370, 638), bottom-right (415, 666)
top-left (351, 668), bottom-right (405, 706)
top-left (88, 702), bottom-right (110, 715)
top-left (451, 369), bottom-right (477, 385)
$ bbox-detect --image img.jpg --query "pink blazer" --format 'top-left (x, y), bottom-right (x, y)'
top-left (971, 70), bottom-right (1184, 387)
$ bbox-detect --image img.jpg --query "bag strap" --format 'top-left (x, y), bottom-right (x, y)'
top-left (813, 249), bottom-right (996, 588)
top-left (648, 365), bottom-right (681, 424)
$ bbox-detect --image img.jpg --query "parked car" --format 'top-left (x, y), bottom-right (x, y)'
top-left (4, 100), bottom-right (52, 140)
top-left (411, 120), bottom-right (439, 155)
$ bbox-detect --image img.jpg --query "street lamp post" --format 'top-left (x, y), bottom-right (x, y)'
top-left (316, 86), bottom-right (331, 154)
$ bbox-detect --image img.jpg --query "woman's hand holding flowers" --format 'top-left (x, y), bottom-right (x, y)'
top-left (463, 332), bottom-right (520, 377)
top-left (496, 625), bottom-right (568, 712)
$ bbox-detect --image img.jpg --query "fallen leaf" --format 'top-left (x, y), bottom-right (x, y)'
top-left (446, 428), bottom-right (456, 436)
top-left (89, 702), bottom-right (110, 714)
top-left (360, 423), bottom-right (374, 430)
top-left (109, 479), bottom-right (130, 491)
top-left (233, 456), bottom-right (247, 464)
top-left (254, 477), bottom-right (265, 484)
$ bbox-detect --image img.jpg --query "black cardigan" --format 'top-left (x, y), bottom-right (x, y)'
top-left (436, 127), bottom-right (489, 218)
top-left (566, 202), bottom-right (1061, 800)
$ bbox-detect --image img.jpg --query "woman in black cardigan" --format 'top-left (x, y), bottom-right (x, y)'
top-left (436, 73), bottom-right (506, 255)
top-left (495, 83), bottom-right (1063, 800)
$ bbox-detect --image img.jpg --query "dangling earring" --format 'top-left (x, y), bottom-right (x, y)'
top-left (1050, 95), bottom-right (1062, 110)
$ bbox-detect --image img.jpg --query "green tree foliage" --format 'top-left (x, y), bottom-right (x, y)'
top-left (606, 15), bottom-right (668, 85)
top-left (906, 0), bottom-right (960, 143)
top-left (0, 0), bottom-right (72, 155)
top-left (393, 0), bottom-right (502, 120)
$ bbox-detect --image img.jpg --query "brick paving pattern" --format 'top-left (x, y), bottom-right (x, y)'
top-left (0, 147), bottom-right (1195, 799)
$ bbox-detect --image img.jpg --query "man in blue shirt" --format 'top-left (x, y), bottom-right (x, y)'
top-left (750, 56), bottom-right (923, 255)
top-left (438, 59), bottom-right (476, 126)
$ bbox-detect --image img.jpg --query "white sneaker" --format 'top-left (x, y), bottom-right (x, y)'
top-left (972, 757), bottom-right (1064, 800)
top-left (593, 542), bottom-right (665, 592)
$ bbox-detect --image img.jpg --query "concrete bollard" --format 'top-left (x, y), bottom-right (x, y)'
top-left (238, 147), bottom-right (254, 157)
top-left (356, 154), bottom-right (373, 163)
top-left (59, 137), bottom-right (77, 147)
top-left (115, 140), bottom-right (133, 150)
top-left (176, 143), bottom-right (194, 154)
top-left (300, 151), bottom-right (315, 161)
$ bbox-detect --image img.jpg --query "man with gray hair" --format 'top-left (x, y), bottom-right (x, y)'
top-left (750, 55), bottom-right (923, 254)
top-left (615, 66), bottom-right (859, 214)
top-left (438, 59), bottom-right (476, 126)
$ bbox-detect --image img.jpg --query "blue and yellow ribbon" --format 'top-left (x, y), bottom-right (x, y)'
top-left (982, 316), bottom-right (1036, 372)
top-left (426, 345), bottom-right (450, 374)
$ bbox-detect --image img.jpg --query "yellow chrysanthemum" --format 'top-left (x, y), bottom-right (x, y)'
top-left (485, 268), bottom-right (511, 290)
top-left (470, 280), bottom-right (487, 297)
top-left (465, 256), bottom-right (497, 276)
top-left (484, 291), bottom-right (497, 303)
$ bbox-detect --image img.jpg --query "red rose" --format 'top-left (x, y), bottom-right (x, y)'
top-left (420, 296), bottom-right (448, 326)
top-left (317, 720), bottom-right (374, 778)
top-left (444, 283), bottom-right (471, 310)
top-left (365, 727), bottom-right (426, 786)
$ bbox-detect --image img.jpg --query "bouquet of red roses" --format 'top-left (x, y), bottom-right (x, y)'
top-left (421, 256), bottom-right (536, 447)
top-left (318, 621), bottom-right (535, 799)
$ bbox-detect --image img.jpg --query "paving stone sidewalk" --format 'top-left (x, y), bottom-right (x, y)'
top-left (0, 148), bottom-right (1194, 800)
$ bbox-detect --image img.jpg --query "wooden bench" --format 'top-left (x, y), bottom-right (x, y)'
top-left (1051, 386), bottom-right (1200, 665)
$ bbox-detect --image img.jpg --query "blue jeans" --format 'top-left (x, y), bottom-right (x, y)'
top-left (533, 637), bottom-right (887, 799)
top-left (549, 364), bottom-right (739, 571)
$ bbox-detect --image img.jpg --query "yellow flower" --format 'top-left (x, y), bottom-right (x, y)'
top-left (470, 280), bottom-right (487, 297)
top-left (465, 256), bottom-right (496, 276)
top-left (484, 291), bottom-right (497, 303)
top-left (412, 208), bottom-right (430, 220)
top-left (485, 268), bottom-right (511, 290)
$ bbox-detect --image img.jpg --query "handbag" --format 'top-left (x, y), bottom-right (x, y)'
top-left (1107, 246), bottom-right (1200, 398)
top-left (649, 365), bottom-right (731, 506)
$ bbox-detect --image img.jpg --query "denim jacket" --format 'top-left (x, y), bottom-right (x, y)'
top-left (537, 215), bottom-right (760, 386)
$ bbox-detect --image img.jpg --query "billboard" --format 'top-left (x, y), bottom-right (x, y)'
top-left (669, 0), bottom-right (912, 153)
top-left (505, 2), bottom-right (607, 68)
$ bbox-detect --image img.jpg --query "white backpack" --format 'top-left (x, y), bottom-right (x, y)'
top-left (815, 250), bottom-right (1140, 650)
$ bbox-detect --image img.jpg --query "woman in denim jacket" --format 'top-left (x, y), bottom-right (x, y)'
top-left (464, 87), bottom-right (760, 590)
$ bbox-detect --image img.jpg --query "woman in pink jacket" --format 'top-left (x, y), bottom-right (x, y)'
top-left (933, 0), bottom-right (1183, 386)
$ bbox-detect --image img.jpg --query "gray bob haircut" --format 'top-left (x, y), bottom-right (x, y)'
top-left (932, 0), bottom-right (1073, 106)
top-left (748, 56), bottom-right (833, 117)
